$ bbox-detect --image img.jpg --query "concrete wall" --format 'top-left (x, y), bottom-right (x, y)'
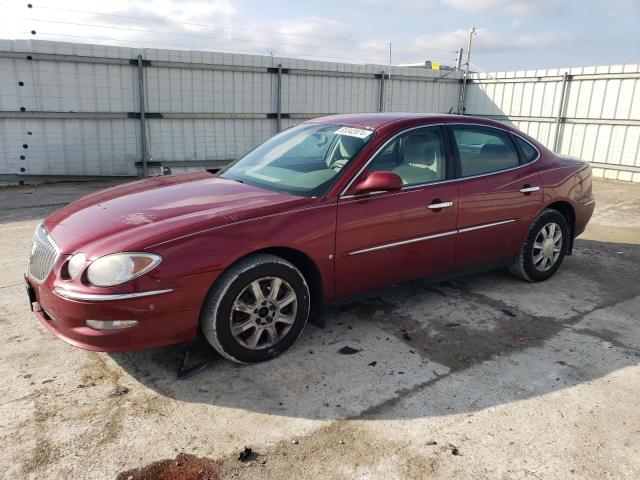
top-left (466, 66), bottom-right (640, 182)
top-left (0, 40), bottom-right (461, 182)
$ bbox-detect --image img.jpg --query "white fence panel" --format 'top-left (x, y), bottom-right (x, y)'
top-left (467, 65), bottom-right (640, 182)
top-left (0, 40), bottom-right (463, 182)
top-left (2, 39), bottom-right (638, 183)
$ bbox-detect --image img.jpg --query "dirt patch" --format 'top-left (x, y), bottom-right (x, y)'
top-left (218, 422), bottom-right (442, 480)
top-left (117, 453), bottom-right (222, 480)
top-left (23, 437), bottom-right (60, 476)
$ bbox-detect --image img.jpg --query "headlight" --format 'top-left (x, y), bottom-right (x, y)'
top-left (67, 252), bottom-right (87, 279)
top-left (86, 253), bottom-right (161, 287)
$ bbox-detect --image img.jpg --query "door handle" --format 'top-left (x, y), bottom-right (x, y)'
top-left (427, 201), bottom-right (453, 210)
top-left (520, 186), bottom-right (540, 194)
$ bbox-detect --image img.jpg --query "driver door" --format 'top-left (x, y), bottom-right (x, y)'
top-left (334, 126), bottom-right (458, 299)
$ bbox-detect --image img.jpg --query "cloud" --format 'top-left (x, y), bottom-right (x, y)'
top-left (443, 0), bottom-right (566, 15)
top-left (359, 0), bottom-right (569, 15)
top-left (412, 28), bottom-right (572, 55)
top-left (0, 0), bottom-right (407, 64)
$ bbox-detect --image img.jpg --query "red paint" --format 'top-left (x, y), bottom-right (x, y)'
top-left (27, 114), bottom-right (595, 352)
top-left (353, 170), bottom-right (403, 193)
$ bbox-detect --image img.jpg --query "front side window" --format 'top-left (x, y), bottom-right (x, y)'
top-left (221, 123), bottom-right (374, 197)
top-left (368, 126), bottom-right (447, 186)
top-left (451, 125), bottom-right (519, 177)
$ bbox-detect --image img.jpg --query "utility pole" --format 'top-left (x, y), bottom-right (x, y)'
top-left (458, 27), bottom-right (476, 114)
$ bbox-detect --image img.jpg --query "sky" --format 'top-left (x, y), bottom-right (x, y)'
top-left (1, 0), bottom-right (639, 72)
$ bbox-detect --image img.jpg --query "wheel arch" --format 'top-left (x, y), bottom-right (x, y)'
top-left (212, 246), bottom-right (326, 327)
top-left (257, 247), bottom-right (325, 326)
top-left (544, 200), bottom-right (576, 254)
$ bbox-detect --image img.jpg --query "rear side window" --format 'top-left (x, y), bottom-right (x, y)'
top-left (451, 125), bottom-right (519, 177)
top-left (512, 135), bottom-right (538, 163)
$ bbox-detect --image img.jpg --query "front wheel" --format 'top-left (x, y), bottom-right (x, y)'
top-left (200, 253), bottom-right (310, 363)
top-left (509, 208), bottom-right (569, 282)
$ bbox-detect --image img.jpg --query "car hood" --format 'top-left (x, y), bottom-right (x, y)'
top-left (45, 172), bottom-right (309, 255)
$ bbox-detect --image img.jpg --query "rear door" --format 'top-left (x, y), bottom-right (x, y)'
top-left (334, 125), bottom-right (458, 299)
top-left (447, 124), bottom-right (543, 269)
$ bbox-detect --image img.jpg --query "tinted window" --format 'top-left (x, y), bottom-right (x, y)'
top-left (368, 127), bottom-right (446, 186)
top-left (513, 135), bottom-right (538, 163)
top-left (451, 125), bottom-right (519, 177)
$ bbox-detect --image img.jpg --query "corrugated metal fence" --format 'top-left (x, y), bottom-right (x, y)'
top-left (466, 66), bottom-right (640, 182)
top-left (1, 40), bottom-right (639, 183)
top-left (0, 40), bottom-right (461, 182)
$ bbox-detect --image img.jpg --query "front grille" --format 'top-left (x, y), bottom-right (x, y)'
top-left (28, 224), bottom-right (60, 282)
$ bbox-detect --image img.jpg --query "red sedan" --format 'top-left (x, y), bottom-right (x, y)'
top-left (26, 113), bottom-right (595, 363)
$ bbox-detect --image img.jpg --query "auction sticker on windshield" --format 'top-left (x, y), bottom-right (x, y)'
top-left (335, 126), bottom-right (373, 139)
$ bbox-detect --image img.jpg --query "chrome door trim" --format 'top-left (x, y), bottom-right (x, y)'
top-left (458, 219), bottom-right (515, 233)
top-left (346, 218), bottom-right (516, 256)
top-left (519, 186), bottom-right (540, 193)
top-left (347, 230), bottom-right (457, 256)
top-left (53, 287), bottom-right (173, 302)
top-left (339, 121), bottom-right (541, 200)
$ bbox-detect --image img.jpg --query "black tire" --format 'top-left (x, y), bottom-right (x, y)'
top-left (508, 208), bottom-right (569, 282)
top-left (200, 253), bottom-right (310, 363)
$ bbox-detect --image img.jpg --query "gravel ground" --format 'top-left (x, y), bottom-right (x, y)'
top-left (0, 177), bottom-right (639, 479)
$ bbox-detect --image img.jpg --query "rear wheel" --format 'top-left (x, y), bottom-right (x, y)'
top-left (200, 254), bottom-right (310, 363)
top-left (509, 209), bottom-right (568, 282)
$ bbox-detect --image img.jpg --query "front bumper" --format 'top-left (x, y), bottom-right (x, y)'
top-left (26, 271), bottom-right (218, 352)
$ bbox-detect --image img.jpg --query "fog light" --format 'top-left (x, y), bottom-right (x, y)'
top-left (85, 320), bottom-right (138, 330)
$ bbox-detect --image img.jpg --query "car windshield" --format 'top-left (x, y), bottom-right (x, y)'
top-left (220, 123), bottom-right (374, 197)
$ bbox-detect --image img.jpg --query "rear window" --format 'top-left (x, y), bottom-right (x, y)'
top-left (513, 135), bottom-right (538, 163)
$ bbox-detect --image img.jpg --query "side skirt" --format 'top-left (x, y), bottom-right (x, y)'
top-left (325, 256), bottom-right (518, 310)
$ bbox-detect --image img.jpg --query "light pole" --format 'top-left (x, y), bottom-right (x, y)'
top-left (458, 27), bottom-right (476, 114)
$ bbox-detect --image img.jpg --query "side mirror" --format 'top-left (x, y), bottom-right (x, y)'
top-left (352, 171), bottom-right (403, 194)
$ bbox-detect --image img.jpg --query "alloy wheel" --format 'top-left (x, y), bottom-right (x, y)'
top-left (532, 222), bottom-right (563, 272)
top-left (229, 276), bottom-right (298, 350)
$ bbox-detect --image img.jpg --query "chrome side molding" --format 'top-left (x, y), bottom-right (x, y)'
top-left (347, 219), bottom-right (516, 256)
top-left (347, 230), bottom-right (458, 256)
top-left (53, 288), bottom-right (173, 302)
top-left (458, 219), bottom-right (515, 233)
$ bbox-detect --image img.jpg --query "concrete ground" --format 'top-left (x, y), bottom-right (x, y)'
top-left (1, 177), bottom-right (639, 479)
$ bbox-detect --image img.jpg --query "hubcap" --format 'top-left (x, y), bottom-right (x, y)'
top-left (532, 222), bottom-right (563, 272)
top-left (230, 276), bottom-right (297, 350)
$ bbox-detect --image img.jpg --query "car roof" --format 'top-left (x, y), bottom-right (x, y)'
top-left (307, 112), bottom-right (511, 131)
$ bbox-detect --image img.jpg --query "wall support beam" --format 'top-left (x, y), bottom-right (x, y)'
top-left (378, 71), bottom-right (386, 112)
top-left (276, 64), bottom-right (283, 133)
top-left (136, 55), bottom-right (148, 178)
top-left (553, 72), bottom-right (570, 152)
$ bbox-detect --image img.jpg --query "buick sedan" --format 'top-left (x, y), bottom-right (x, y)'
top-left (26, 113), bottom-right (595, 363)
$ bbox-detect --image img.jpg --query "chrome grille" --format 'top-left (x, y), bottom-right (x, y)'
top-left (28, 224), bottom-right (60, 282)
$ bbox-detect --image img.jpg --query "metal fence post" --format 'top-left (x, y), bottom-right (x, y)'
top-left (553, 72), bottom-right (570, 153)
top-left (136, 55), bottom-right (148, 177)
top-left (276, 64), bottom-right (283, 133)
top-left (378, 71), bottom-right (386, 112)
